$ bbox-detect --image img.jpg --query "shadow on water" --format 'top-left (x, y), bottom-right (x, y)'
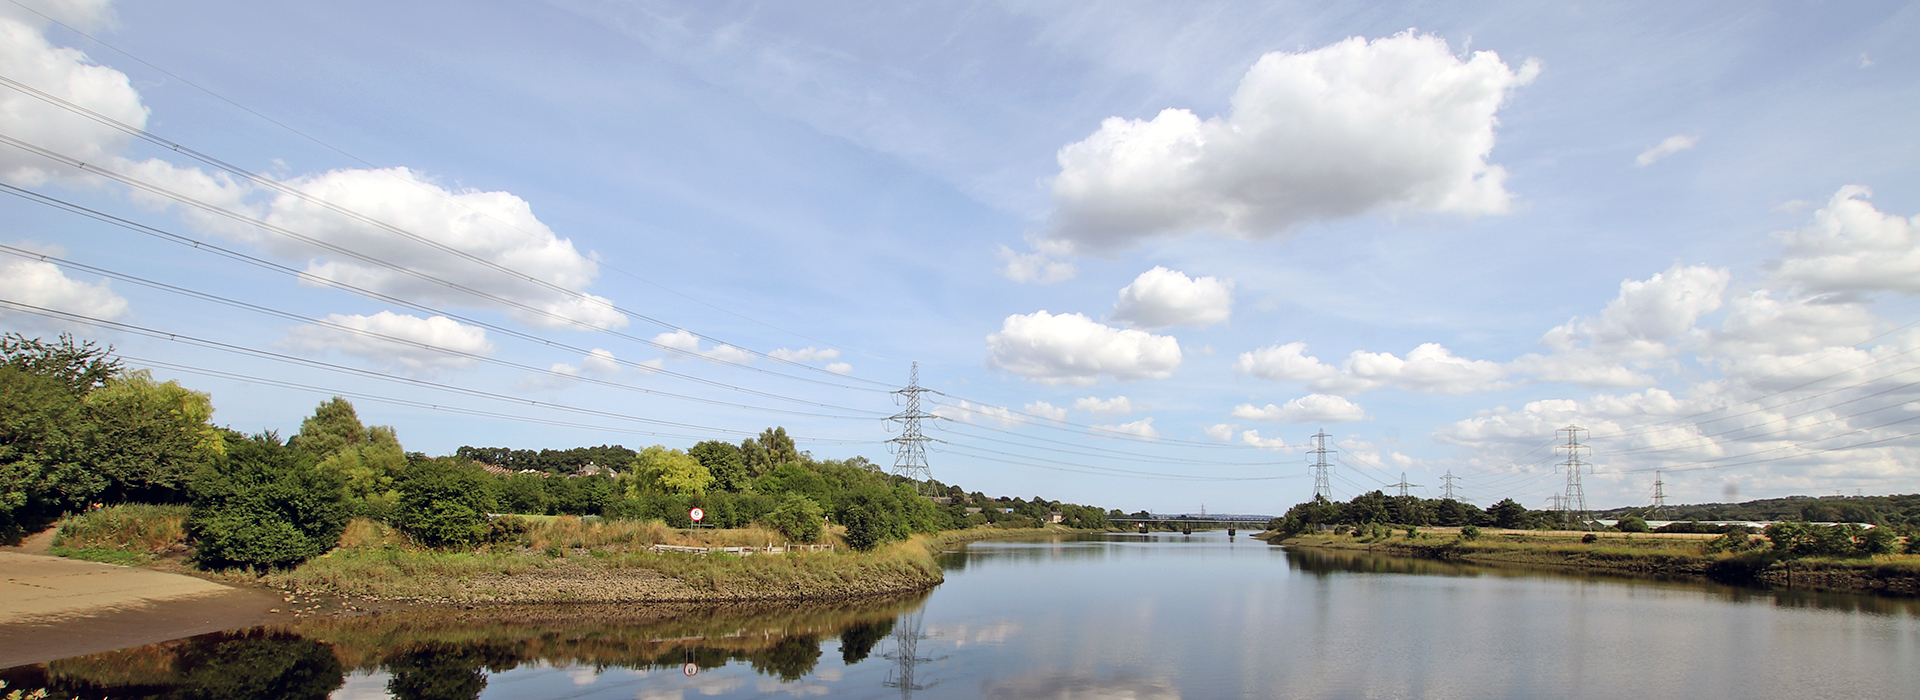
top-left (0, 592), bottom-right (929, 699)
top-left (1282, 543), bottom-right (1920, 617)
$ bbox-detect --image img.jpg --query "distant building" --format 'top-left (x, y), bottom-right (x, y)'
top-left (1046, 511), bottom-right (1064, 524)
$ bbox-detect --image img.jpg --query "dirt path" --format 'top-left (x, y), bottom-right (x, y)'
top-left (0, 544), bottom-right (280, 668)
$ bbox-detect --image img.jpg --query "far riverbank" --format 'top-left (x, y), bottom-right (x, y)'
top-left (1262, 528), bottom-right (1920, 597)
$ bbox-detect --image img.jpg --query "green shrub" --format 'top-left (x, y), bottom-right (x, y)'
top-left (1905, 535), bottom-right (1920, 556)
top-left (188, 432), bottom-right (349, 572)
top-left (1581, 533), bottom-right (1599, 544)
top-left (764, 493), bottom-right (824, 542)
top-left (393, 457), bottom-right (496, 549)
top-left (1616, 516), bottom-right (1650, 533)
top-left (1459, 524), bottom-right (1481, 540)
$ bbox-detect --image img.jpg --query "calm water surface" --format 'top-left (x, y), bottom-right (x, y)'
top-left (9, 531), bottom-right (1920, 699)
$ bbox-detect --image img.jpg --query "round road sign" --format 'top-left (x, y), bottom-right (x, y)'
top-left (683, 662), bottom-right (698, 677)
top-left (689, 507), bottom-right (705, 522)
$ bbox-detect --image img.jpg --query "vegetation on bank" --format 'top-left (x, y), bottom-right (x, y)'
top-left (5, 334), bottom-right (1116, 587)
top-left (1267, 523), bottom-right (1920, 596)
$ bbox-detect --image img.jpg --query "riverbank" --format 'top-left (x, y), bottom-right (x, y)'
top-left (1264, 529), bottom-right (1920, 596)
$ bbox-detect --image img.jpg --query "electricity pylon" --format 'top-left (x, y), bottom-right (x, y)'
top-left (887, 363), bottom-right (935, 495)
top-left (1309, 430), bottom-right (1333, 500)
top-left (1440, 471), bottom-right (1462, 501)
top-left (1556, 425), bottom-right (1591, 530)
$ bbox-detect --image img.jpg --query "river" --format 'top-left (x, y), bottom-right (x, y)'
top-left (6, 531), bottom-right (1919, 699)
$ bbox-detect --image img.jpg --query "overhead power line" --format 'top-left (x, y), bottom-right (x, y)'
top-left (0, 84), bottom-right (889, 390)
top-left (0, 299), bottom-right (877, 443)
top-left (5, 0), bottom-right (877, 362)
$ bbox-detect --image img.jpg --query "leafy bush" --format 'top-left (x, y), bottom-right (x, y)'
top-left (393, 457), bottom-right (497, 549)
top-left (764, 493), bottom-right (824, 542)
top-left (1581, 533), bottom-right (1599, 544)
top-left (1702, 526), bottom-right (1759, 554)
top-left (188, 432), bottom-right (350, 571)
top-left (1458, 524), bottom-right (1481, 540)
top-left (1616, 516), bottom-right (1650, 533)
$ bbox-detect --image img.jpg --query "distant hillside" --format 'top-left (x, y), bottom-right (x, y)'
top-left (1595, 494), bottom-right (1920, 526)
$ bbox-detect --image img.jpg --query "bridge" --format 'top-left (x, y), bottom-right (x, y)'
top-left (1108, 514), bottom-right (1275, 535)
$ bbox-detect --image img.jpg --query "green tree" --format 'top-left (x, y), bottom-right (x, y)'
top-left (629, 445), bottom-right (713, 496)
top-left (0, 366), bottom-right (102, 542)
top-left (291, 398), bottom-right (406, 512)
top-left (394, 457), bottom-right (497, 549)
top-left (1616, 516), bottom-right (1650, 533)
top-left (188, 432), bottom-right (350, 571)
top-left (689, 440), bottom-right (749, 492)
top-left (765, 493), bottom-right (824, 542)
top-left (1487, 498), bottom-right (1530, 529)
top-left (83, 369), bottom-right (226, 504)
top-left (1, 332), bottom-right (123, 396)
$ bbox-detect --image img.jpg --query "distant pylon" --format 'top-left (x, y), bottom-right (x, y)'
top-left (887, 363), bottom-right (935, 495)
top-left (1309, 430), bottom-right (1333, 500)
top-left (1440, 471), bottom-right (1462, 501)
top-left (1651, 470), bottom-right (1668, 519)
top-left (1389, 471), bottom-right (1423, 498)
top-left (1556, 425), bottom-right (1591, 530)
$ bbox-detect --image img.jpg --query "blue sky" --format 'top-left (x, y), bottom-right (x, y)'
top-left (4, 0), bottom-right (1918, 514)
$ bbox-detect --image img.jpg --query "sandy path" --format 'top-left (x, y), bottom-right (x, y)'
top-left (0, 546), bottom-right (280, 668)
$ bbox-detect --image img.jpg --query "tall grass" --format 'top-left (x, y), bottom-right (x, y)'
top-left (50, 504), bottom-right (190, 564)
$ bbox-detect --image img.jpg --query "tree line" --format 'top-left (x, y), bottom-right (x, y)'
top-left (1, 334), bottom-right (1113, 570)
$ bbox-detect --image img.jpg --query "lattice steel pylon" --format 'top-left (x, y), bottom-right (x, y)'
top-left (1309, 430), bottom-right (1334, 500)
top-left (1390, 472), bottom-right (1423, 499)
top-left (887, 362), bottom-right (935, 495)
top-left (1652, 470), bottom-right (1669, 519)
top-left (1440, 470), bottom-right (1462, 501)
top-left (1556, 424), bottom-right (1592, 530)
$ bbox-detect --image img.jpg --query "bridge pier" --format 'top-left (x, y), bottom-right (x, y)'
top-left (1181, 523), bottom-right (1191, 535)
top-left (1228, 527), bottom-right (1236, 536)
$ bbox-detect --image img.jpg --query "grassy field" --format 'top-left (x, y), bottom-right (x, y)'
top-left (1268, 527), bottom-right (1920, 596)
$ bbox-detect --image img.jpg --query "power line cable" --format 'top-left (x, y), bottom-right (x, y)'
top-left (0, 100), bottom-right (888, 391)
top-left (0, 244), bottom-right (885, 420)
top-left (0, 185), bottom-right (889, 412)
top-left (5, 0), bottom-right (880, 363)
top-left (0, 299), bottom-right (877, 442)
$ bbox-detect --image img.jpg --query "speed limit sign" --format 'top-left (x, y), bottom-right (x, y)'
top-left (689, 507), bottom-right (705, 522)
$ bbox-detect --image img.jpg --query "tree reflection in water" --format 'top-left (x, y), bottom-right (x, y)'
top-left (1, 593), bottom-right (928, 698)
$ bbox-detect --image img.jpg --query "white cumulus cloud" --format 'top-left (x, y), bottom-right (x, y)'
top-left (1025, 401), bottom-right (1069, 422)
top-left (1110, 266), bottom-right (1233, 329)
top-left (282, 311), bottom-right (493, 375)
top-left (986, 311), bottom-right (1181, 385)
top-left (1072, 395), bottom-right (1135, 415)
top-left (1634, 134), bottom-right (1698, 166)
top-left (0, 245), bottom-right (129, 328)
top-left (1091, 417), bottom-right (1158, 439)
top-left (1773, 186), bottom-right (1920, 295)
top-left (1240, 430), bottom-right (1290, 449)
top-left (1542, 263), bottom-right (1729, 359)
top-left (996, 244), bottom-right (1076, 284)
top-left (1232, 394), bottom-right (1369, 423)
top-left (771, 346), bottom-right (841, 362)
top-left (1044, 31), bottom-right (1536, 253)
top-left (1233, 341), bottom-right (1339, 382)
top-left (933, 399), bottom-right (1024, 427)
top-left (0, 7), bottom-right (147, 187)
top-left (257, 168), bottom-right (625, 330)
top-left (1204, 423), bottom-right (1235, 441)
